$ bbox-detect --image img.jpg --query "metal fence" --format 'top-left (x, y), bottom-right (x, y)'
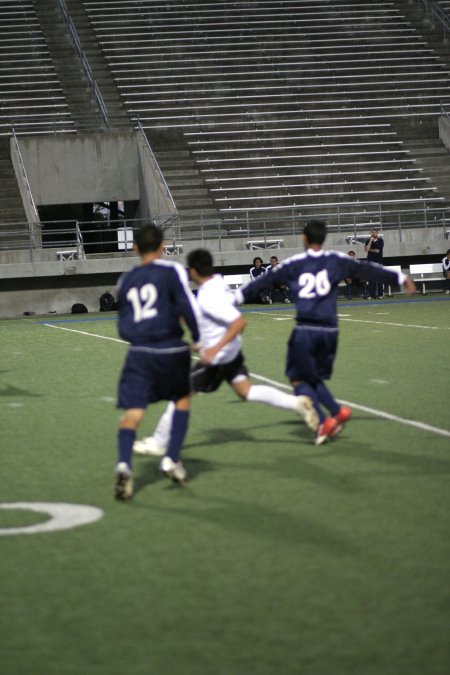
top-left (1, 203), bottom-right (449, 260)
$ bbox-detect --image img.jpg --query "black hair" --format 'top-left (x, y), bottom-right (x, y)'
top-left (133, 224), bottom-right (163, 254)
top-left (447, 249), bottom-right (450, 256)
top-left (253, 256), bottom-right (264, 265)
top-left (303, 219), bottom-right (327, 245)
top-left (187, 248), bottom-right (214, 277)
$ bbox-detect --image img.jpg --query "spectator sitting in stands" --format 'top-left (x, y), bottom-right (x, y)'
top-left (266, 255), bottom-right (292, 303)
top-left (442, 249), bottom-right (450, 294)
top-left (249, 256), bottom-right (271, 304)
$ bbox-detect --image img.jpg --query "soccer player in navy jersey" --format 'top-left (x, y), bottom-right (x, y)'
top-left (114, 224), bottom-right (200, 499)
top-left (236, 220), bottom-right (416, 445)
top-left (133, 248), bottom-right (318, 457)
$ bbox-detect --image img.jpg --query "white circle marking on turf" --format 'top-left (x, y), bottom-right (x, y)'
top-left (0, 502), bottom-right (104, 536)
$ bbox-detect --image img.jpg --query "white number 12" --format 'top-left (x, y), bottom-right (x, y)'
top-left (127, 284), bottom-right (158, 322)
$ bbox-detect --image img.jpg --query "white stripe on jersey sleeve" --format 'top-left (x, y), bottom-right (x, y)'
top-left (153, 259), bottom-right (201, 323)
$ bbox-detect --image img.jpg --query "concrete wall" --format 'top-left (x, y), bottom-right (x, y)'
top-left (0, 255), bottom-right (138, 318)
top-left (11, 130), bottom-right (178, 229)
top-left (136, 132), bottom-right (177, 221)
top-left (1, 228), bottom-right (448, 318)
top-left (14, 131), bottom-right (140, 206)
top-left (0, 273), bottom-right (123, 318)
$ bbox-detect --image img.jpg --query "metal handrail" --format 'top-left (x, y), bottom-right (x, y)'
top-left (58, 0), bottom-right (109, 128)
top-left (133, 118), bottom-right (178, 214)
top-left (11, 126), bottom-right (38, 221)
top-left (414, 0), bottom-right (450, 35)
top-left (1, 203), bottom-right (449, 256)
top-left (431, 1), bottom-right (450, 36)
top-left (75, 222), bottom-right (85, 259)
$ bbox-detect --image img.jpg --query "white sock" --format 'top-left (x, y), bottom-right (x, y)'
top-left (246, 385), bottom-right (296, 411)
top-left (153, 401), bottom-right (175, 448)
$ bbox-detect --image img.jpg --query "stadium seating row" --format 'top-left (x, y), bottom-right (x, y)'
top-left (0, 1), bottom-right (74, 136)
top-left (81, 0), bottom-right (450, 217)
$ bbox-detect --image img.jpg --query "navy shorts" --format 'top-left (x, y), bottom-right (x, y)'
top-left (118, 344), bottom-right (191, 409)
top-left (190, 352), bottom-right (248, 393)
top-left (285, 325), bottom-right (338, 383)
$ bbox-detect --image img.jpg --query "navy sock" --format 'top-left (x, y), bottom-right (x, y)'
top-left (166, 410), bottom-right (189, 463)
top-left (118, 428), bottom-right (135, 467)
top-left (315, 382), bottom-right (340, 417)
top-left (294, 382), bottom-right (325, 423)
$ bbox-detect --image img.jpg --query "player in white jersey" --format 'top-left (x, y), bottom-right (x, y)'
top-left (133, 249), bottom-right (318, 457)
top-left (442, 249), bottom-right (450, 294)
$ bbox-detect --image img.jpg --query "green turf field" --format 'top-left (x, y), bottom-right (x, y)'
top-left (1, 297), bottom-right (449, 675)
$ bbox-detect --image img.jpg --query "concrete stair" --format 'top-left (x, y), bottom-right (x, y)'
top-left (61, 0), bottom-right (131, 130)
top-left (0, 139), bottom-right (28, 246)
top-left (33, 0), bottom-right (100, 132)
top-left (152, 148), bottom-right (221, 222)
top-left (395, 0), bottom-right (450, 72)
top-left (34, 0), bottom-right (131, 131)
top-left (401, 137), bottom-right (450, 202)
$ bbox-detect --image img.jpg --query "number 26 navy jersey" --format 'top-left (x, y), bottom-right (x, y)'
top-left (238, 249), bottom-right (404, 328)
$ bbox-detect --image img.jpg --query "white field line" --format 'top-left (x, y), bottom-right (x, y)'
top-left (340, 318), bottom-right (450, 330)
top-left (250, 310), bottom-right (450, 330)
top-left (43, 322), bottom-right (450, 439)
top-left (250, 372), bottom-right (450, 439)
top-left (43, 323), bottom-right (126, 343)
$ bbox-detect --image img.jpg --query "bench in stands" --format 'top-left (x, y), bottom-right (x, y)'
top-left (246, 239), bottom-right (284, 250)
top-left (409, 263), bottom-right (443, 294)
top-left (57, 249), bottom-right (78, 261)
top-left (223, 274), bottom-right (246, 289)
top-left (163, 244), bottom-right (183, 256)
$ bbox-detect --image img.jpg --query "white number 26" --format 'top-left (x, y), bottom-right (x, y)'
top-left (298, 270), bottom-right (331, 298)
top-left (127, 284), bottom-right (158, 322)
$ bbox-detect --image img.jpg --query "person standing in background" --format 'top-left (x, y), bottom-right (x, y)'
top-left (364, 228), bottom-right (384, 299)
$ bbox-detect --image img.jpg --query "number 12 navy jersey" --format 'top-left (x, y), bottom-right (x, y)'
top-left (117, 259), bottom-right (200, 346)
top-left (238, 249), bottom-right (404, 328)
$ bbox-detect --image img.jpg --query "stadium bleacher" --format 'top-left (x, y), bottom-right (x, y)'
top-left (79, 0), bottom-right (450, 221)
top-left (0, 1), bottom-right (74, 137)
top-left (1, 0), bottom-right (450, 255)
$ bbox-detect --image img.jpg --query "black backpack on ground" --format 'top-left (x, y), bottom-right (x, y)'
top-left (71, 303), bottom-right (88, 314)
top-left (99, 291), bottom-right (116, 312)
